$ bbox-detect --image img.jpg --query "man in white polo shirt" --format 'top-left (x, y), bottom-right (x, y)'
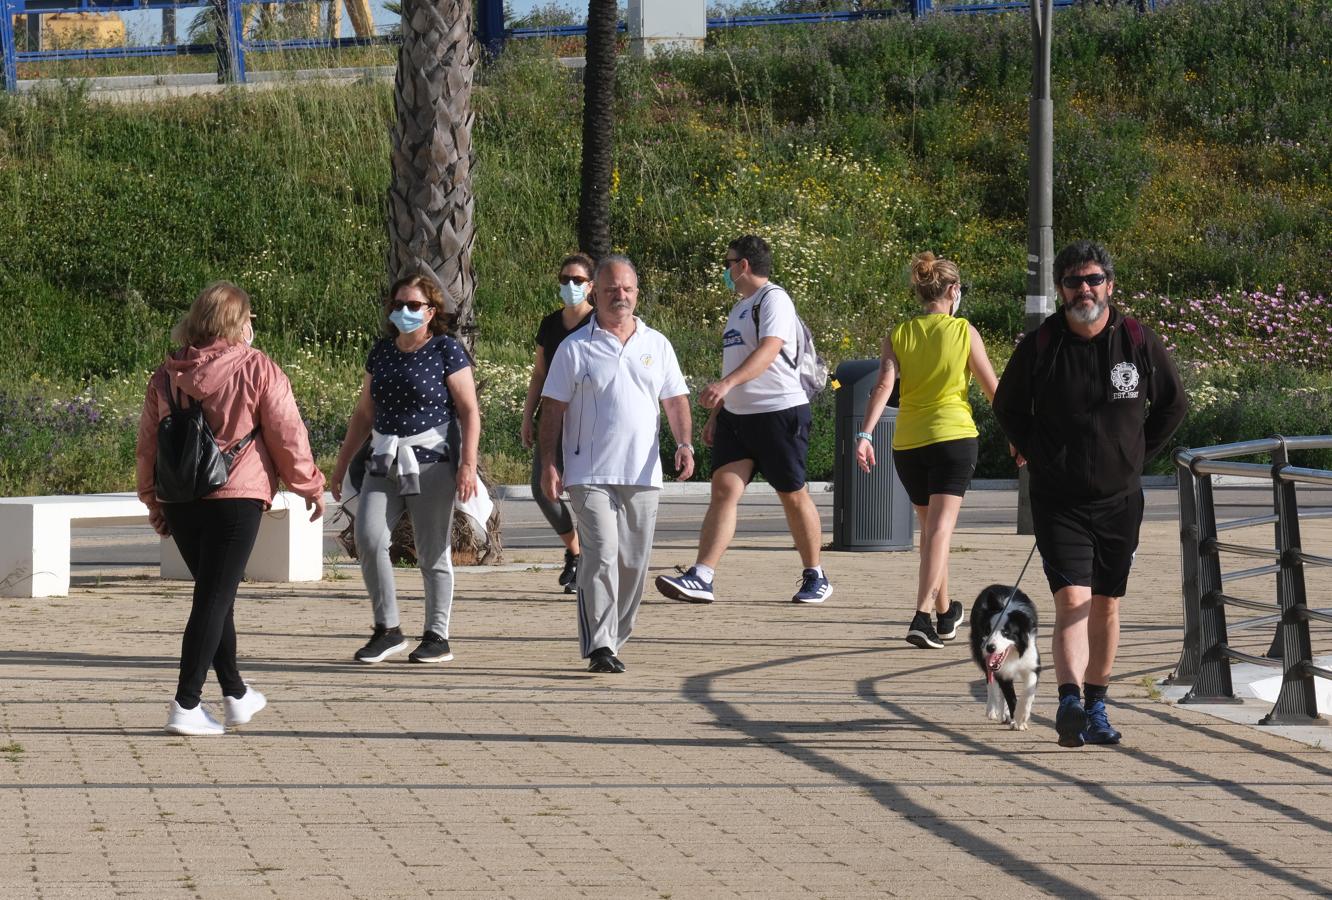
top-left (539, 255), bottom-right (694, 674)
top-left (655, 234), bottom-right (832, 606)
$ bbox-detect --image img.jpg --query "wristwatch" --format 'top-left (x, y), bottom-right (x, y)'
top-left (678, 444), bottom-right (695, 453)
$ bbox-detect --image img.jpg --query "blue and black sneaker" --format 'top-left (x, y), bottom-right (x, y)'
top-left (1055, 695), bottom-right (1088, 748)
top-left (1082, 699), bottom-right (1122, 745)
top-left (792, 568), bottom-right (833, 604)
top-left (655, 565), bottom-right (715, 604)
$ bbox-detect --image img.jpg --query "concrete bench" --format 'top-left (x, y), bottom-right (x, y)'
top-left (0, 491), bottom-right (323, 598)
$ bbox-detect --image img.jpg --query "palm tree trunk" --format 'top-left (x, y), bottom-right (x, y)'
top-left (578, 0), bottom-right (618, 260)
top-left (388, 0), bottom-right (478, 348)
top-left (385, 0), bottom-right (500, 564)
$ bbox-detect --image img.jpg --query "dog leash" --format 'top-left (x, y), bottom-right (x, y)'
top-left (1001, 542), bottom-right (1040, 614)
top-left (986, 542), bottom-right (1040, 686)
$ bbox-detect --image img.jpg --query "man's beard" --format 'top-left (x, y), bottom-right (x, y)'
top-left (1066, 296), bottom-right (1107, 325)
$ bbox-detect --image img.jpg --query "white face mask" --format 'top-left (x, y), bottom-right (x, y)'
top-left (559, 280), bottom-right (588, 307)
top-left (242, 322), bottom-right (254, 346)
top-left (950, 285), bottom-right (962, 316)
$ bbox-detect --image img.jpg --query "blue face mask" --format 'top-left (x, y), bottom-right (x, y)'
top-left (390, 306), bottom-right (427, 334)
top-left (723, 268), bottom-right (736, 292)
top-left (559, 281), bottom-right (588, 306)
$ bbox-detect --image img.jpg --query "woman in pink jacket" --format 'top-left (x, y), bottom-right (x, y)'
top-left (136, 282), bottom-right (325, 736)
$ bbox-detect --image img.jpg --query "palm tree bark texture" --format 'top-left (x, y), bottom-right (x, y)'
top-left (383, 0), bottom-right (500, 565)
top-left (578, 0), bottom-right (618, 260)
top-left (387, 0), bottom-right (479, 347)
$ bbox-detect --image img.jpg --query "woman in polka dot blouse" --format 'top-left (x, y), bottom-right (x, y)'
top-left (331, 274), bottom-right (481, 665)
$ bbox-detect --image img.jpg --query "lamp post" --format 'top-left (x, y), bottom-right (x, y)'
top-left (1018, 0), bottom-right (1055, 535)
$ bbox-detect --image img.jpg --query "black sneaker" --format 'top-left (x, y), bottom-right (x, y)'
top-left (936, 600), bottom-right (964, 641)
top-left (906, 613), bottom-right (944, 649)
top-left (559, 550), bottom-right (579, 594)
top-left (354, 625), bottom-right (408, 663)
top-left (1056, 695), bottom-right (1088, 748)
top-left (587, 647), bottom-right (621, 674)
top-left (409, 631), bottom-right (453, 663)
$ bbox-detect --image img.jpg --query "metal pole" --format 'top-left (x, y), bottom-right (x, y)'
top-left (477, 0), bottom-right (504, 58)
top-left (1, 0), bottom-right (18, 93)
top-left (162, 7), bottom-right (177, 46)
top-left (24, 7), bottom-right (38, 51)
top-left (1018, 0), bottom-right (1055, 535)
top-left (1261, 440), bottom-right (1329, 726)
top-left (1169, 449), bottom-right (1201, 685)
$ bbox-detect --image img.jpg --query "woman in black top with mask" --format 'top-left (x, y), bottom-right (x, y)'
top-left (520, 253), bottom-right (595, 593)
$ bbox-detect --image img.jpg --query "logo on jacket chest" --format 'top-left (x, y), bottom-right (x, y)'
top-left (1110, 362), bottom-right (1140, 400)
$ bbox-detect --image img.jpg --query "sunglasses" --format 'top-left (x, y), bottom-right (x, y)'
top-left (389, 299), bottom-right (430, 312)
top-left (724, 256), bottom-right (741, 266)
top-left (558, 275), bottom-right (590, 286)
top-left (1060, 273), bottom-right (1108, 289)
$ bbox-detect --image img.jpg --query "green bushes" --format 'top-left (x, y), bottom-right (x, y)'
top-left (0, 0), bottom-right (1329, 493)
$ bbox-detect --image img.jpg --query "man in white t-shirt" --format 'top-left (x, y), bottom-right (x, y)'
top-left (540, 255), bottom-right (694, 673)
top-left (655, 234), bottom-right (832, 606)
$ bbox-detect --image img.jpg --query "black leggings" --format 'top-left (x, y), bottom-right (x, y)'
top-left (163, 498), bottom-right (263, 708)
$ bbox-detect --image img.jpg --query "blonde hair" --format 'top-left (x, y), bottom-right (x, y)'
top-left (171, 281), bottom-right (251, 346)
top-left (909, 251), bottom-right (960, 304)
top-left (384, 274), bottom-right (454, 337)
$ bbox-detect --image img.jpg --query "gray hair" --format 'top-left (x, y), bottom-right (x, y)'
top-left (593, 254), bottom-right (638, 283)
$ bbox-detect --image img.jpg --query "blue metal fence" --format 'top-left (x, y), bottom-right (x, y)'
top-left (3, 0), bottom-right (1157, 92)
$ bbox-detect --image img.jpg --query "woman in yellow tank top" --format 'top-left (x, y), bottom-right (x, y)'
top-left (855, 253), bottom-right (1001, 649)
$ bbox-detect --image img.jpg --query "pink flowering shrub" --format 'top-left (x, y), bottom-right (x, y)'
top-left (1126, 286), bottom-right (1332, 370)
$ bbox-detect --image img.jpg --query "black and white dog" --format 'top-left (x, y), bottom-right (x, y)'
top-left (969, 584), bottom-right (1041, 730)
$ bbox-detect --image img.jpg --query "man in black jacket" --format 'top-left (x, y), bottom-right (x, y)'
top-left (994, 241), bottom-right (1188, 748)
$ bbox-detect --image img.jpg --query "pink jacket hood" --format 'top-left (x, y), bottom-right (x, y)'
top-left (136, 340), bottom-right (326, 509)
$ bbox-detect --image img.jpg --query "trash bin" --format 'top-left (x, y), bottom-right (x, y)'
top-left (831, 359), bottom-right (913, 551)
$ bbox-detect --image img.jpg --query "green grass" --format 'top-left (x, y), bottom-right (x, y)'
top-left (1, 0), bottom-right (1329, 490)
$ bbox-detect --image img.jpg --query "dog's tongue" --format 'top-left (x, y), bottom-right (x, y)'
top-left (986, 648), bottom-right (1009, 670)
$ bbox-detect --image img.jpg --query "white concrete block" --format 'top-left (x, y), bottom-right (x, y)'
top-left (628, 0), bottom-right (706, 57)
top-left (161, 491), bottom-right (323, 583)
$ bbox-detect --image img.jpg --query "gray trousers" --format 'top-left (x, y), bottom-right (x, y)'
top-left (355, 460), bottom-right (458, 637)
top-left (567, 484), bottom-right (660, 658)
top-left (529, 430), bottom-right (574, 537)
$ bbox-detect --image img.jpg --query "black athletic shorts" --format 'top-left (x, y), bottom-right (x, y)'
top-left (1032, 489), bottom-right (1144, 597)
top-left (891, 437), bottom-right (978, 507)
top-left (711, 404), bottom-right (811, 493)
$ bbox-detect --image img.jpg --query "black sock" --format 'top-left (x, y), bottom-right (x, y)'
top-left (1084, 683), bottom-right (1108, 706)
top-left (1058, 682), bottom-right (1081, 701)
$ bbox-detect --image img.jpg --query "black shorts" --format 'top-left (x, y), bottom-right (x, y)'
top-left (891, 438), bottom-right (978, 507)
top-left (711, 404), bottom-right (811, 493)
top-left (1032, 489), bottom-right (1144, 597)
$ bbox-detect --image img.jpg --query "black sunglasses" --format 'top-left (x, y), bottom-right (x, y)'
top-left (1061, 273), bottom-right (1108, 289)
top-left (389, 299), bottom-right (430, 312)
top-left (558, 275), bottom-right (590, 286)
top-left (724, 256), bottom-right (741, 266)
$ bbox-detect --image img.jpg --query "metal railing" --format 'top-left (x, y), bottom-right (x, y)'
top-left (1174, 436), bottom-right (1332, 726)
top-left (4, 0), bottom-right (1160, 92)
top-left (1, 0), bottom-right (402, 91)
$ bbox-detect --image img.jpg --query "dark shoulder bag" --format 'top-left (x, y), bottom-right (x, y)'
top-left (154, 373), bottom-right (259, 503)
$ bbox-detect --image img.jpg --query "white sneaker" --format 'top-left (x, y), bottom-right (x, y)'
top-left (223, 686), bottom-right (267, 727)
top-left (165, 700), bottom-right (225, 736)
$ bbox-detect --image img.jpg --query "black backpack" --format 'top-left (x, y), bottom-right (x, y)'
top-left (154, 373), bottom-right (259, 503)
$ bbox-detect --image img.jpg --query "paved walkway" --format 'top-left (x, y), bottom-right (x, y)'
top-left (3, 496), bottom-right (1331, 898)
